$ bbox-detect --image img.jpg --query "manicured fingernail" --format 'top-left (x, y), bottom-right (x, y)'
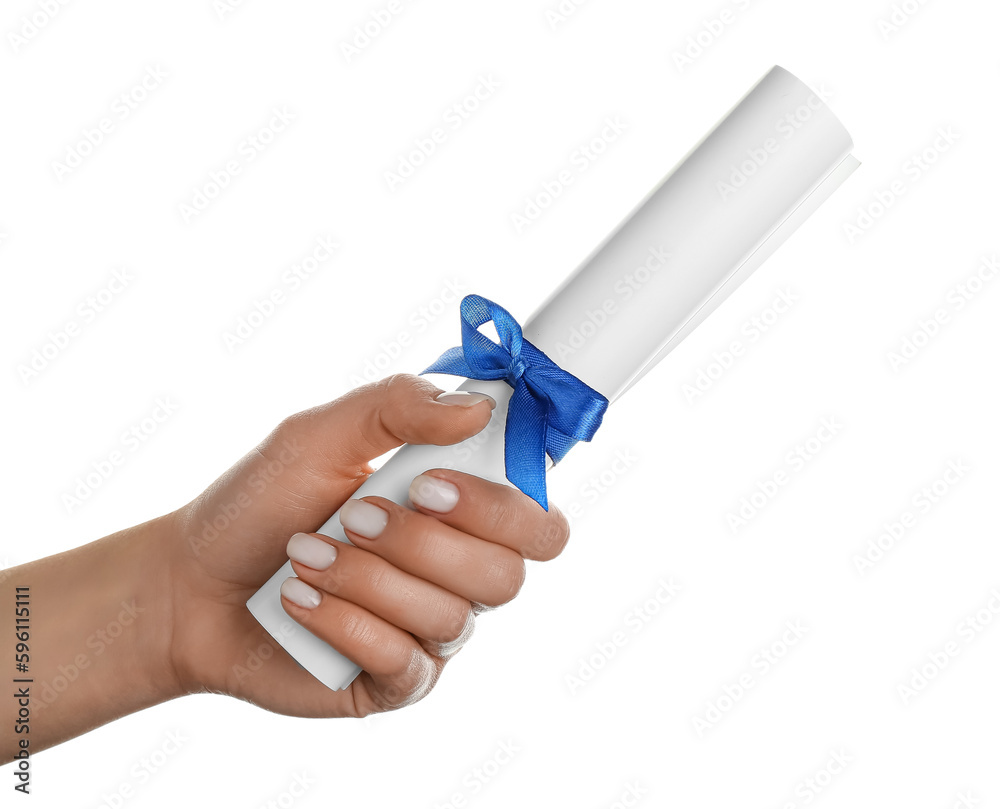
top-left (340, 499), bottom-right (389, 539)
top-left (436, 391), bottom-right (496, 409)
top-left (286, 532), bottom-right (337, 570)
top-left (280, 577), bottom-right (321, 609)
top-left (409, 474), bottom-right (460, 513)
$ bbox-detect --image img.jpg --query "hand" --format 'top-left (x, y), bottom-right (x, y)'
top-left (165, 374), bottom-right (570, 718)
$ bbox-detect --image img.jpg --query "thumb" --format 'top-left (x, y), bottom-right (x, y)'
top-left (265, 374), bottom-right (496, 480)
top-left (177, 375), bottom-right (496, 579)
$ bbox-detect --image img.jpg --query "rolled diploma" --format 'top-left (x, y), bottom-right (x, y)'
top-left (247, 65), bottom-right (858, 691)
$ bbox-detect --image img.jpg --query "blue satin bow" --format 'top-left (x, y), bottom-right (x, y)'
top-left (423, 294), bottom-right (609, 510)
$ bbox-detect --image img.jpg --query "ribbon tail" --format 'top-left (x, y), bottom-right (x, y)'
top-left (503, 381), bottom-right (549, 510)
top-left (422, 346), bottom-right (476, 378)
top-left (543, 425), bottom-right (577, 465)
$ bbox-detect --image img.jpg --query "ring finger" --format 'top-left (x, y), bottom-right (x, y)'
top-left (285, 532), bottom-right (475, 657)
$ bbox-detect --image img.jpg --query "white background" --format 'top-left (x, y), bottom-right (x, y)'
top-left (2, 0), bottom-right (999, 807)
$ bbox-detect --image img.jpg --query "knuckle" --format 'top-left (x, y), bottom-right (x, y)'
top-left (320, 561), bottom-right (353, 592)
top-left (480, 492), bottom-right (522, 536)
top-left (358, 556), bottom-right (394, 597)
top-left (395, 507), bottom-right (438, 552)
top-left (336, 607), bottom-right (378, 650)
top-left (269, 411), bottom-right (309, 448)
top-left (316, 549), bottom-right (355, 592)
top-left (437, 599), bottom-right (473, 644)
top-left (528, 504), bottom-right (571, 560)
top-left (378, 652), bottom-right (438, 711)
top-left (373, 686), bottom-right (405, 712)
top-left (379, 373), bottom-right (423, 401)
top-left (483, 555), bottom-right (526, 607)
top-left (354, 374), bottom-right (425, 446)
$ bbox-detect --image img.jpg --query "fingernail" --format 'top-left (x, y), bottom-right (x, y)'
top-left (280, 577), bottom-right (321, 609)
top-left (436, 391), bottom-right (496, 409)
top-left (409, 474), bottom-right (460, 513)
top-left (286, 532), bottom-right (338, 570)
top-left (340, 499), bottom-right (389, 539)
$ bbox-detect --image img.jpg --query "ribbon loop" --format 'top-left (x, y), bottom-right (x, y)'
top-left (423, 294), bottom-right (609, 509)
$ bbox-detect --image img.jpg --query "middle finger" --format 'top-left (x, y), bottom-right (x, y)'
top-left (338, 497), bottom-right (527, 608)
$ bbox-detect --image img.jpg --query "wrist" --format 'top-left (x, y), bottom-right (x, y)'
top-left (109, 512), bottom-right (187, 704)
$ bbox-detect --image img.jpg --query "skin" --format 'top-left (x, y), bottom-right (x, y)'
top-left (1, 375), bottom-right (570, 760)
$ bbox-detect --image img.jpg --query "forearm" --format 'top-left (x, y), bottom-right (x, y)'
top-left (1, 514), bottom-right (184, 762)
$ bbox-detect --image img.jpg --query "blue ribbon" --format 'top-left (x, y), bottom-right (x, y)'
top-left (423, 294), bottom-right (609, 510)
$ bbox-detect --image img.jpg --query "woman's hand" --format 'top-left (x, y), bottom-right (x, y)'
top-left (2, 374), bottom-right (570, 759)
top-left (165, 374), bottom-right (570, 718)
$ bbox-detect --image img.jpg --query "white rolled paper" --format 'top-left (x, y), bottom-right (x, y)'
top-left (247, 65), bottom-right (858, 692)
